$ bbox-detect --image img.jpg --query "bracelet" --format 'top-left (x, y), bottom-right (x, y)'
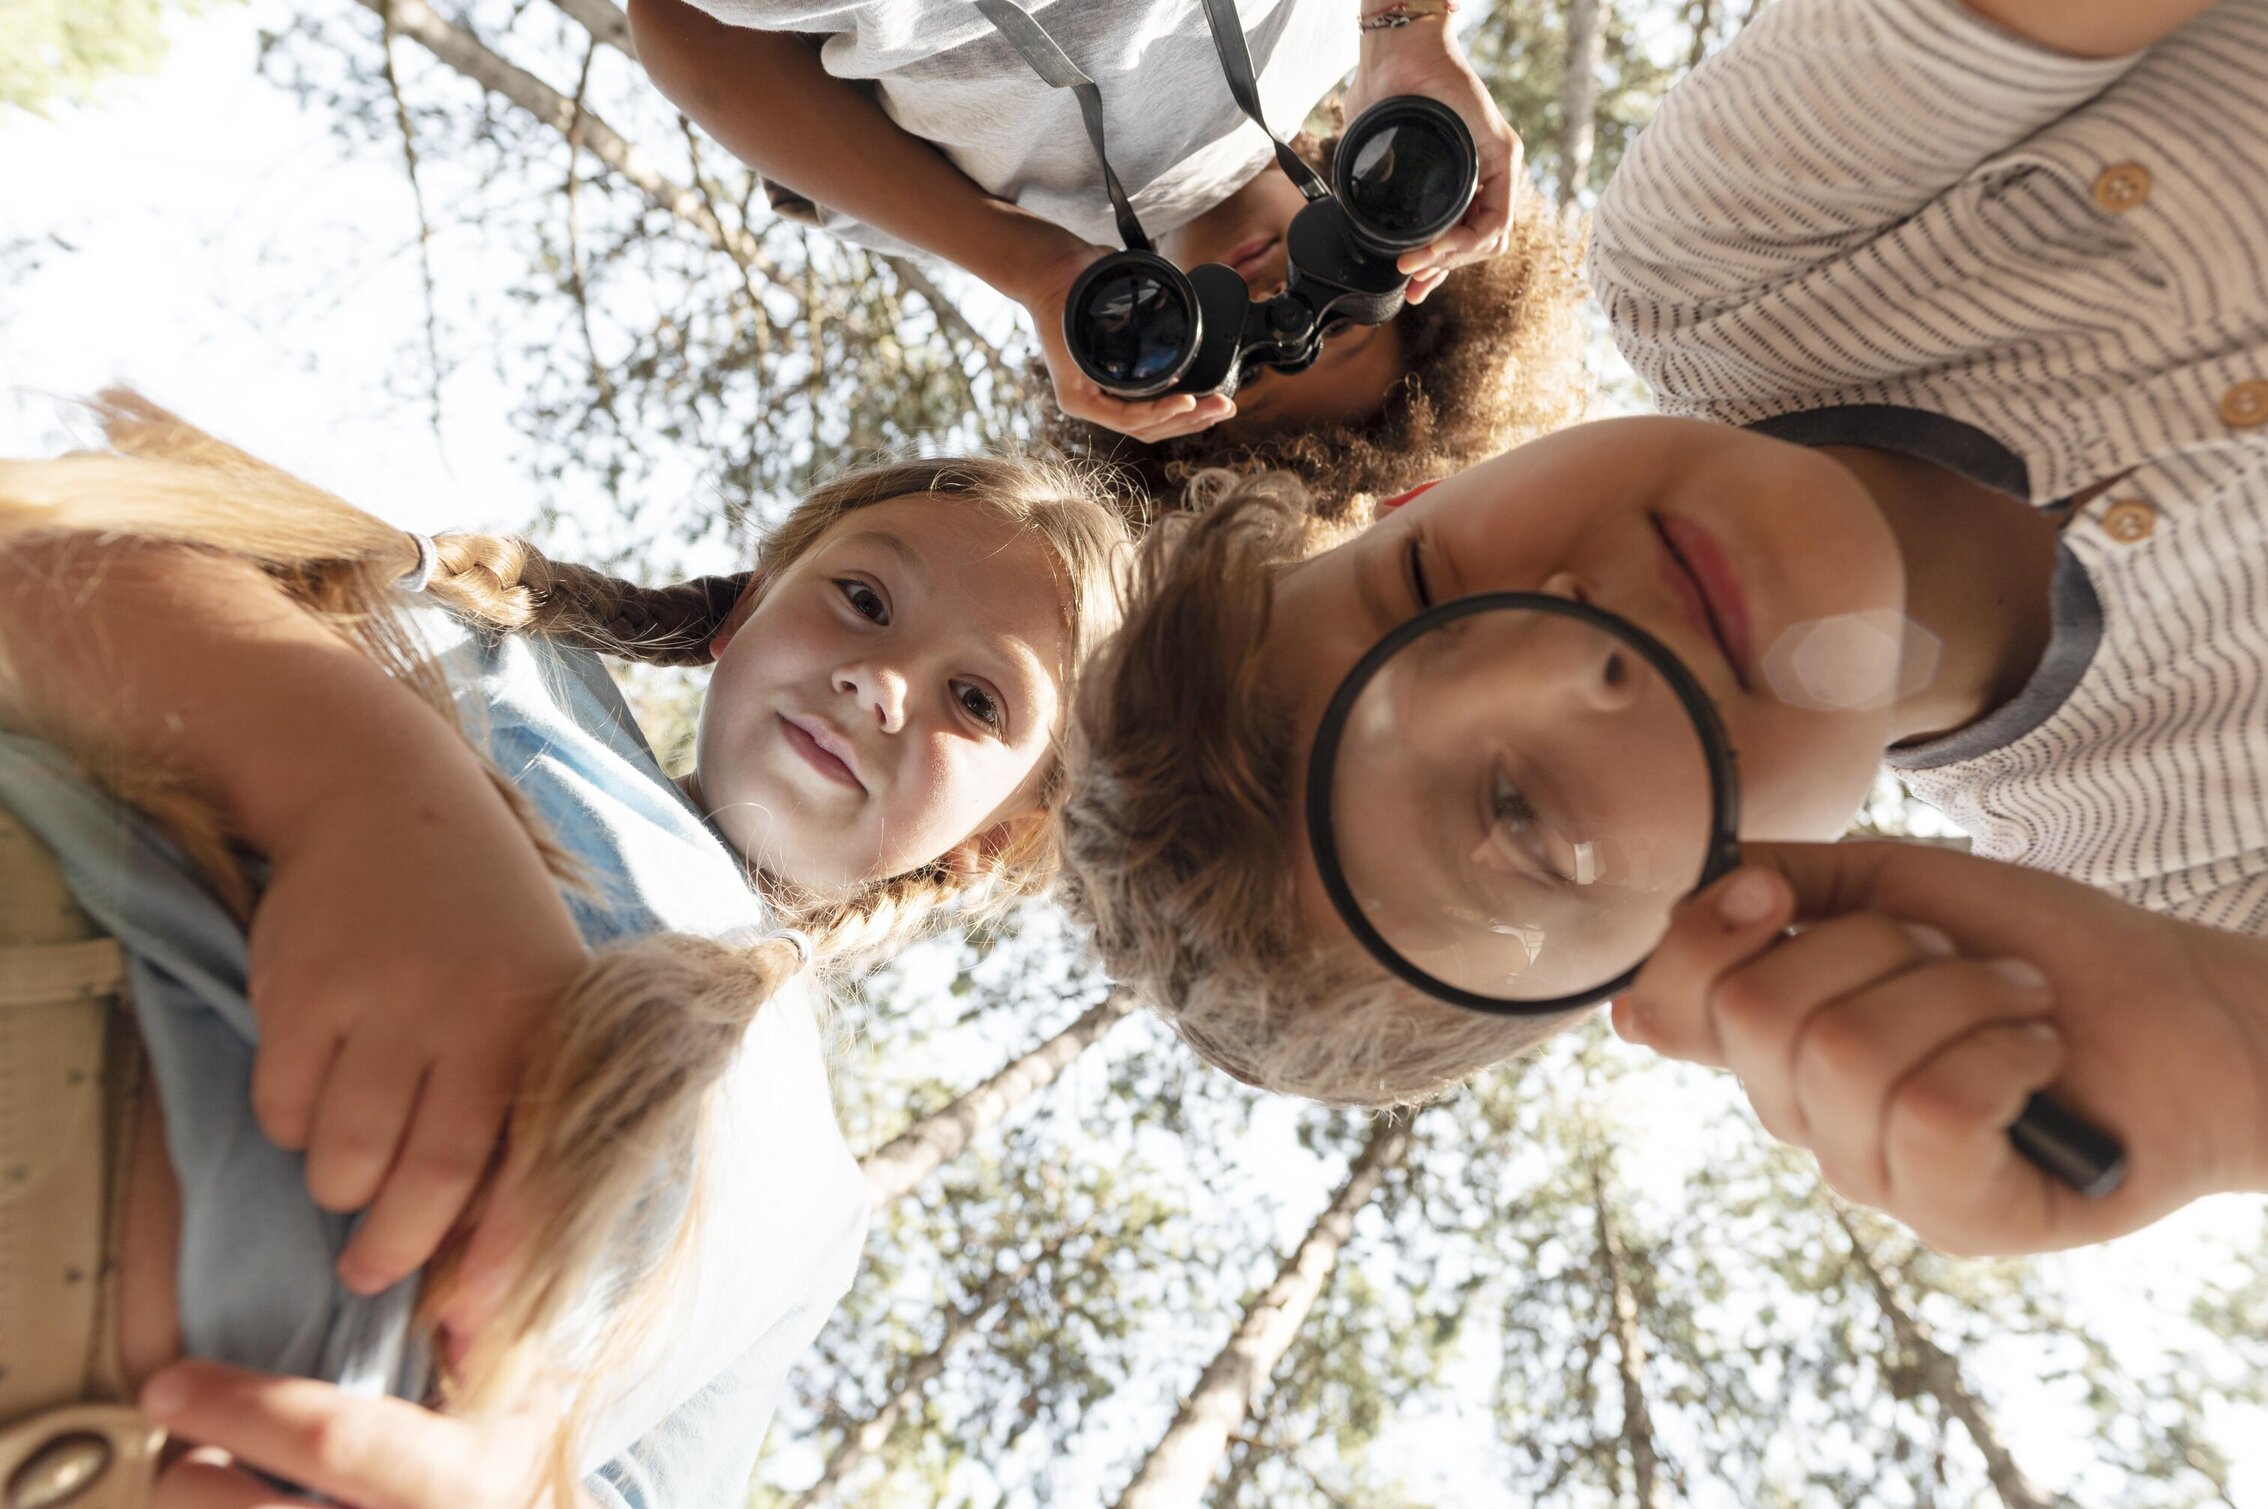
top-left (1359, 0), bottom-right (1454, 31)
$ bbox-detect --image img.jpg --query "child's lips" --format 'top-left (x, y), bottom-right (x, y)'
top-left (780, 714), bottom-right (865, 791)
top-left (1652, 514), bottom-right (1754, 690)
top-left (1224, 236), bottom-right (1277, 279)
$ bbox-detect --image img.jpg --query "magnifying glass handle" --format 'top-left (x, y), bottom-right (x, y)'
top-left (2008, 1093), bottom-right (2126, 1199)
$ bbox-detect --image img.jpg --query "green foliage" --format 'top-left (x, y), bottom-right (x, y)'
top-left (1465, 0), bottom-right (1754, 208)
top-left (60, 5), bottom-right (2257, 1505)
top-left (0, 0), bottom-right (233, 114)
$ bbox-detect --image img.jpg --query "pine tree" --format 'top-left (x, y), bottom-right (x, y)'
top-left (1111, 1112), bottom-right (1423, 1509)
top-left (860, 990), bottom-right (1138, 1206)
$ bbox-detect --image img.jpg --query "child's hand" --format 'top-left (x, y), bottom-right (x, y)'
top-left (1345, 18), bottom-right (1524, 305)
top-left (1017, 245), bottom-right (1240, 443)
top-left (247, 788), bottom-right (589, 1296)
top-left (1614, 841), bottom-right (2268, 1257)
top-left (142, 1360), bottom-right (568, 1509)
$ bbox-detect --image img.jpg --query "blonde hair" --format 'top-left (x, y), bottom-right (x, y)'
top-left (0, 392), bottom-right (1128, 1482)
top-left (1058, 469), bottom-right (1585, 1108)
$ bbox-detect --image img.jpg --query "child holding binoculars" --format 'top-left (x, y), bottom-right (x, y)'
top-left (628, 0), bottom-right (1588, 516)
top-left (1059, 0), bottom-right (2268, 1260)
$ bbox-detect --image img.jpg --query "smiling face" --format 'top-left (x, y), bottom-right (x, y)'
top-left (691, 497), bottom-right (1073, 893)
top-left (1264, 414), bottom-right (1908, 963)
top-left (1158, 164), bottom-right (1410, 430)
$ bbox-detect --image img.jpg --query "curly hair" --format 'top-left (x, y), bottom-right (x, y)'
top-left (1037, 139), bottom-right (1590, 525)
top-left (1056, 469), bottom-right (1587, 1107)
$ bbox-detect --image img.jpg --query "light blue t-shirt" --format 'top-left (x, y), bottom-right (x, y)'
top-left (0, 602), bottom-right (868, 1509)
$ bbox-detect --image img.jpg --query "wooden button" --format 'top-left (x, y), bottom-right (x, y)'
top-left (2100, 499), bottom-right (2156, 543)
top-left (2220, 380), bottom-right (2268, 429)
top-left (2091, 162), bottom-right (2151, 213)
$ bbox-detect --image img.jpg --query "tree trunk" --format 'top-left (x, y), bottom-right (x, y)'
top-left (1833, 1209), bottom-right (2055, 1509)
top-left (1587, 1150), bottom-right (1669, 1509)
top-left (357, 0), bottom-right (1004, 368)
top-left (1556, 0), bottom-right (1607, 210)
top-left (860, 991), bottom-right (1138, 1206)
top-left (793, 1246), bottom-right (1049, 1507)
top-left (1110, 1116), bottom-right (1417, 1509)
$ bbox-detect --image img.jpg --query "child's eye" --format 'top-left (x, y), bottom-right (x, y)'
top-left (1489, 769), bottom-right (1573, 886)
top-left (837, 580), bottom-right (889, 624)
top-left (955, 680), bottom-right (1003, 732)
top-left (1405, 535), bottom-right (1434, 607)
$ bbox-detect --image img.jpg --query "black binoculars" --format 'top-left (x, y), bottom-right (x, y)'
top-left (1064, 95), bottom-right (1478, 402)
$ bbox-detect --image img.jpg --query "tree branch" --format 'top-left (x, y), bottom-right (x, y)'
top-left (360, 0), bottom-right (1008, 375)
top-left (378, 1), bottom-right (447, 436)
top-left (548, 0), bottom-right (634, 58)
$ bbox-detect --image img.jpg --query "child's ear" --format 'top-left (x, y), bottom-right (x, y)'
top-left (943, 809), bottom-right (1048, 879)
top-left (708, 570), bottom-right (769, 661)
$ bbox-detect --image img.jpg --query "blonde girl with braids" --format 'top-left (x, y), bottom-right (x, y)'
top-left (0, 393), bottom-right (1127, 1507)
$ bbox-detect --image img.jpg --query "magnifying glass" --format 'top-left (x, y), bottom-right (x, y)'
top-left (1305, 592), bottom-right (2126, 1199)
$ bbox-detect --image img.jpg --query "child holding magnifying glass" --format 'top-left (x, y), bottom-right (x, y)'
top-left (1059, 0), bottom-right (2268, 1260)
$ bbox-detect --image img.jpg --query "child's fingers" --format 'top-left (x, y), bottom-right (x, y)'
top-left (141, 1361), bottom-right (495, 1509)
top-left (1793, 958), bottom-right (2057, 1208)
top-left (1460, 169), bottom-right (1515, 254)
top-left (436, 1135), bottom-right (535, 1359)
top-left (1613, 867), bottom-right (1792, 1067)
top-left (1708, 912), bottom-right (1955, 1145)
top-left (301, 1039), bottom-right (426, 1213)
top-left (1071, 389), bottom-right (1233, 443)
top-left (248, 1019), bottom-right (338, 1152)
top-left (1884, 1019), bottom-right (2068, 1256)
top-left (1405, 268), bottom-right (1448, 305)
top-left (152, 1457), bottom-right (309, 1509)
top-left (336, 1059), bottom-right (512, 1296)
top-left (1125, 397), bottom-right (1234, 441)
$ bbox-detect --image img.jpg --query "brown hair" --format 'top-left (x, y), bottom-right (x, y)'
top-left (1058, 469), bottom-right (1586, 1107)
top-left (1038, 150), bottom-right (1588, 526)
top-left (0, 393), bottom-right (1128, 1486)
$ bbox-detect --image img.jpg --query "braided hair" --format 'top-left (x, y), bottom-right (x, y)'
top-left (0, 392), bottom-right (1130, 1488)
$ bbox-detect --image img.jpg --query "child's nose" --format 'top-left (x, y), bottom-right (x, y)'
top-left (1539, 572), bottom-right (1643, 715)
top-left (837, 661), bottom-right (909, 733)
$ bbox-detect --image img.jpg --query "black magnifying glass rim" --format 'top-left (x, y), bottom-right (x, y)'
top-left (1304, 591), bottom-right (1746, 1018)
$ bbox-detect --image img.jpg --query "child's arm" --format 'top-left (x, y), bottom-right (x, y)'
top-left (1965, 0), bottom-right (2222, 56)
top-left (1616, 841), bottom-right (2268, 1256)
top-left (0, 538), bottom-right (589, 1294)
top-left (1588, 0), bottom-right (2152, 373)
top-left (627, 0), bottom-right (1236, 444)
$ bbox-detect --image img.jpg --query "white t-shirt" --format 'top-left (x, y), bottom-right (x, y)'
top-left (681, 0), bottom-right (1358, 252)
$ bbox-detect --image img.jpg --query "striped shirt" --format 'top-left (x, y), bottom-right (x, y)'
top-left (1590, 0), bottom-right (2268, 930)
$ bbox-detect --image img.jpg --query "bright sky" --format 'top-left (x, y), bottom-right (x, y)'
top-left (3, 3), bottom-right (579, 540)
top-left (5, 6), bottom-right (2263, 1504)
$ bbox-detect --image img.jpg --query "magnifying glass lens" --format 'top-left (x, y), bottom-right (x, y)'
top-left (1320, 601), bottom-right (1725, 1005)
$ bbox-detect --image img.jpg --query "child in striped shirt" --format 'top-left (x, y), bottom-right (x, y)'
top-left (1059, 0), bottom-right (2268, 1258)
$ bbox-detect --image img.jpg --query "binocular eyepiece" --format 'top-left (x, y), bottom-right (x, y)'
top-left (1065, 94), bottom-right (1478, 402)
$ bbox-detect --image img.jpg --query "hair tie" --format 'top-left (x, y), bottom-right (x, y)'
top-left (399, 532), bottom-right (440, 594)
top-left (762, 927), bottom-right (815, 970)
